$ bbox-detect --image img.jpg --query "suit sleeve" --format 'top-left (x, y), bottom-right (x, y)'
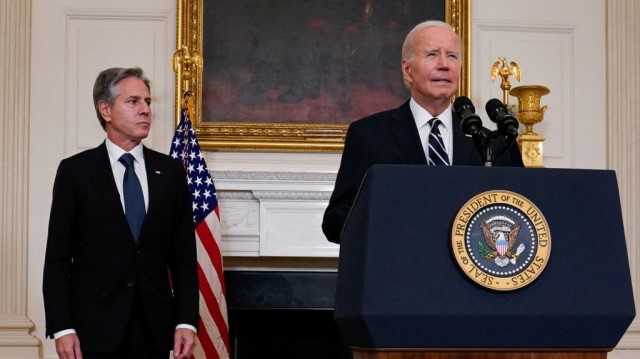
top-left (42, 160), bottom-right (76, 338)
top-left (322, 123), bottom-right (370, 244)
top-left (169, 163), bottom-right (199, 327)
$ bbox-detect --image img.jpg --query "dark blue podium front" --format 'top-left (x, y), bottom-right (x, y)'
top-left (334, 165), bottom-right (635, 349)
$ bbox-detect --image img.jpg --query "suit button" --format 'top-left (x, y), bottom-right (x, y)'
top-left (127, 281), bottom-right (135, 288)
top-left (136, 250), bottom-right (142, 255)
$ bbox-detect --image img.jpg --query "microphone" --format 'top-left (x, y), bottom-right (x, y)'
top-left (485, 98), bottom-right (519, 138)
top-left (453, 96), bottom-right (483, 137)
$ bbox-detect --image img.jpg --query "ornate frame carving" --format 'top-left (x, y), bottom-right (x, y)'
top-left (174, 0), bottom-right (470, 152)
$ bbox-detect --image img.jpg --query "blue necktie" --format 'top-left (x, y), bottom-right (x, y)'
top-left (427, 118), bottom-right (450, 166)
top-left (119, 153), bottom-right (145, 242)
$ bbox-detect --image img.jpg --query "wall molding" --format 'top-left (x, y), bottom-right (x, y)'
top-left (214, 170), bottom-right (335, 184)
top-left (0, 0), bottom-right (39, 356)
top-left (607, 0), bottom-right (640, 348)
top-left (63, 7), bottom-right (173, 154)
top-left (252, 190), bottom-right (331, 201)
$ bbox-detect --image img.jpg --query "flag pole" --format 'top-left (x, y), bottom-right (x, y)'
top-left (168, 88), bottom-right (231, 359)
top-left (182, 90), bottom-right (193, 115)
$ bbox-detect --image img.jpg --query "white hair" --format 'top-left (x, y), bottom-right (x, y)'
top-left (401, 20), bottom-right (456, 60)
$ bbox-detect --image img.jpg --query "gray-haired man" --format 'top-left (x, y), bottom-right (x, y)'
top-left (43, 67), bottom-right (199, 359)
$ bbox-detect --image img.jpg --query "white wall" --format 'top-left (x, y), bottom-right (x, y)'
top-left (473, 0), bottom-right (606, 169)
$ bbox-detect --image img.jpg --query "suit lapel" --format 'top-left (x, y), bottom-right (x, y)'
top-left (140, 147), bottom-right (162, 243)
top-left (389, 101), bottom-right (427, 164)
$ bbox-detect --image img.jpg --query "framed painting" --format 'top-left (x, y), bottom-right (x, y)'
top-left (174, 0), bottom-right (470, 151)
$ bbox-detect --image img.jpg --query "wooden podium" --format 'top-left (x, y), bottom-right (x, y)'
top-left (334, 165), bottom-right (635, 359)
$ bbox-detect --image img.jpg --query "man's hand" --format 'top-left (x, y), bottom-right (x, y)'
top-left (173, 328), bottom-right (196, 359)
top-left (55, 333), bottom-right (82, 359)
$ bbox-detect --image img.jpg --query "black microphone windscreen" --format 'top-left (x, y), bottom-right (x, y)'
top-left (485, 98), bottom-right (504, 117)
top-left (453, 96), bottom-right (475, 115)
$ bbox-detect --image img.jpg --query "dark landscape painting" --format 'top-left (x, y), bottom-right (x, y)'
top-left (202, 0), bottom-right (445, 125)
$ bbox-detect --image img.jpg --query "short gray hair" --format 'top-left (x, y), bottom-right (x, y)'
top-left (402, 20), bottom-right (456, 61)
top-left (93, 67), bottom-right (150, 130)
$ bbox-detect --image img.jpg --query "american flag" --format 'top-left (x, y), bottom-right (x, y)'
top-left (170, 109), bottom-right (230, 359)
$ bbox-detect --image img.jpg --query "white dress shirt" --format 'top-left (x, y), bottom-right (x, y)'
top-left (105, 138), bottom-right (149, 212)
top-left (410, 98), bottom-right (453, 164)
top-left (54, 139), bottom-right (195, 339)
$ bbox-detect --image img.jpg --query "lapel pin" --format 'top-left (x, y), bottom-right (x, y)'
top-left (154, 170), bottom-right (162, 175)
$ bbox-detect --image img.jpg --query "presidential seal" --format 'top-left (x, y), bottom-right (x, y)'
top-left (451, 190), bottom-right (551, 291)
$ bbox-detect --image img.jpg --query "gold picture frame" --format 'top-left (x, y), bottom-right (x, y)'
top-left (174, 0), bottom-right (471, 152)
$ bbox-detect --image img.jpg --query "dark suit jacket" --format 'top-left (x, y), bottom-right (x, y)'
top-left (322, 100), bottom-right (524, 244)
top-left (43, 143), bottom-right (198, 352)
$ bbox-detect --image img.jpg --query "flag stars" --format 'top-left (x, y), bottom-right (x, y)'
top-left (171, 115), bottom-right (219, 221)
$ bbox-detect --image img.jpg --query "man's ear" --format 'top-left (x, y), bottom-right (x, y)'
top-left (98, 101), bottom-right (112, 123)
top-left (401, 59), bottom-right (413, 89)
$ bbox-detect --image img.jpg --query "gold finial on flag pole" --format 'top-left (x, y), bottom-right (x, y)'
top-left (172, 42), bottom-right (202, 124)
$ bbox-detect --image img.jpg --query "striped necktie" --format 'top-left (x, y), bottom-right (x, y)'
top-left (427, 118), bottom-right (450, 166)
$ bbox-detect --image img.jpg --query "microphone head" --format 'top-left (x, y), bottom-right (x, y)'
top-left (454, 96), bottom-right (482, 136)
top-left (453, 96), bottom-right (476, 116)
top-left (485, 98), bottom-right (505, 123)
top-left (461, 115), bottom-right (482, 136)
top-left (485, 98), bottom-right (519, 136)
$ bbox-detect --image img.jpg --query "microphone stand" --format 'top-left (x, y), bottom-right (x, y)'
top-left (484, 145), bottom-right (494, 167)
top-left (477, 129), bottom-right (518, 167)
top-left (471, 128), bottom-right (495, 167)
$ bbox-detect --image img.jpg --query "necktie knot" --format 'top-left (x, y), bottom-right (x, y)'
top-left (428, 118), bottom-right (442, 131)
top-left (119, 153), bottom-right (135, 169)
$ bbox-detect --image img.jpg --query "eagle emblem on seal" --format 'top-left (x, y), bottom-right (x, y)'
top-left (480, 215), bottom-right (526, 267)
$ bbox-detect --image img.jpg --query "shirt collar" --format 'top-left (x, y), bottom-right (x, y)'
top-left (410, 97), bottom-right (453, 131)
top-left (105, 138), bottom-right (144, 166)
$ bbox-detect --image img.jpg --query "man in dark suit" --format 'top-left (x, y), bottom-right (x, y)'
top-left (323, 21), bottom-right (523, 244)
top-left (43, 67), bottom-right (198, 359)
